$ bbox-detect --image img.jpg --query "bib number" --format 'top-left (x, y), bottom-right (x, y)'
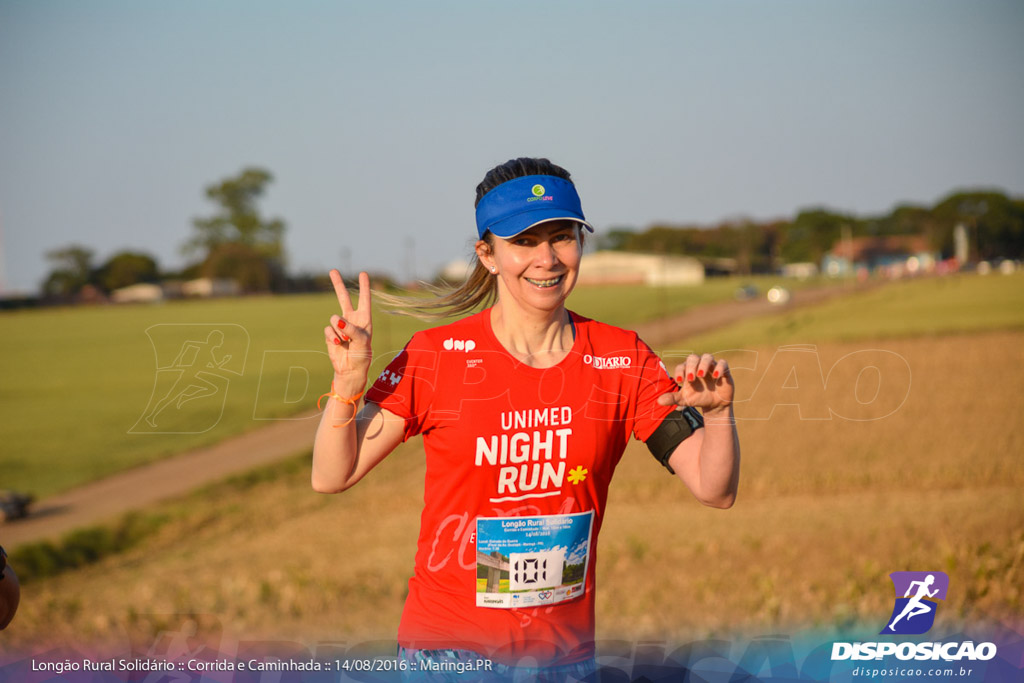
top-left (475, 511), bottom-right (594, 609)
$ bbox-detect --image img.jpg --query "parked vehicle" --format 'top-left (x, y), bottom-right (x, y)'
top-left (0, 491), bottom-right (33, 523)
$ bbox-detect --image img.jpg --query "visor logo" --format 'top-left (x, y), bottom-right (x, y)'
top-left (531, 184), bottom-right (545, 197)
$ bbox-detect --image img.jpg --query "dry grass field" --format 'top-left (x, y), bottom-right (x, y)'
top-left (4, 328), bottom-right (1021, 656)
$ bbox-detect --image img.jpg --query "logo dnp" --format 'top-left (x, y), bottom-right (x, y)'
top-left (443, 337), bottom-right (477, 352)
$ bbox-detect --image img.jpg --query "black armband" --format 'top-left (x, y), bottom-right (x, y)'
top-left (645, 407), bottom-right (704, 474)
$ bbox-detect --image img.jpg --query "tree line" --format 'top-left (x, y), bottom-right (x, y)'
top-left (40, 169), bottom-right (1024, 300)
top-left (42, 167), bottom-right (291, 300)
top-left (596, 190), bottom-right (1024, 274)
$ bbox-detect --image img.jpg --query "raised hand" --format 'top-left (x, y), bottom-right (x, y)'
top-left (323, 270), bottom-right (373, 395)
top-left (657, 353), bottom-right (734, 416)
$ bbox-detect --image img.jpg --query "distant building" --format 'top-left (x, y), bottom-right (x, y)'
top-left (438, 259), bottom-right (473, 282)
top-left (75, 284), bottom-right (108, 304)
top-left (577, 251), bottom-right (705, 286)
top-left (181, 278), bottom-right (242, 297)
top-left (822, 235), bottom-right (938, 278)
top-left (111, 283), bottom-right (164, 303)
top-left (781, 262), bottom-right (818, 280)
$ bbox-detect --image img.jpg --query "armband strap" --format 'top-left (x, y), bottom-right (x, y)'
top-left (645, 407), bottom-right (704, 474)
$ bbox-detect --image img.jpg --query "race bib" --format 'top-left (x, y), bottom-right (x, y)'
top-left (475, 511), bottom-right (594, 609)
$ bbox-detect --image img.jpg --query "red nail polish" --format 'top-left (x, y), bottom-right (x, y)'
top-left (687, 373), bottom-right (694, 382)
top-left (341, 334), bottom-right (351, 342)
top-left (333, 338), bottom-right (341, 346)
top-left (338, 320), bottom-right (347, 329)
top-left (713, 371), bottom-right (719, 378)
top-left (676, 375), bottom-right (683, 383)
top-left (697, 370), bottom-right (705, 378)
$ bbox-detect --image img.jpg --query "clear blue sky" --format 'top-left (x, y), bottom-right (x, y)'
top-left (1, 1), bottom-right (1022, 293)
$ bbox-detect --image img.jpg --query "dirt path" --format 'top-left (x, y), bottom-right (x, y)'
top-left (2, 416), bottom-right (321, 550)
top-left (632, 282), bottom-right (863, 348)
top-left (2, 282), bottom-right (866, 550)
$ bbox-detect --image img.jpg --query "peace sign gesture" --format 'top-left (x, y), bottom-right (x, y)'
top-left (323, 270), bottom-right (373, 395)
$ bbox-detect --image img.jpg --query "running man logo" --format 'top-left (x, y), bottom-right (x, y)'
top-left (880, 571), bottom-right (949, 635)
top-left (130, 324), bottom-right (249, 434)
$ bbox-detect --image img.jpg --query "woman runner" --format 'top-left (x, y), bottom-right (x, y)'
top-left (312, 157), bottom-right (740, 680)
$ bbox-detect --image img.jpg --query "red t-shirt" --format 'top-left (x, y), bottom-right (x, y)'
top-left (364, 309), bottom-right (677, 666)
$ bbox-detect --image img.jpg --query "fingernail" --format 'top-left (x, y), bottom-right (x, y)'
top-left (676, 375), bottom-right (683, 383)
top-left (697, 370), bottom-right (705, 378)
top-left (713, 371), bottom-right (719, 378)
top-left (338, 320), bottom-right (347, 329)
top-left (333, 338), bottom-right (341, 346)
top-left (687, 373), bottom-right (694, 382)
top-left (341, 334), bottom-right (351, 342)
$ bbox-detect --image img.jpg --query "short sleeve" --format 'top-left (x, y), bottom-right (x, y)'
top-left (364, 332), bottom-right (437, 441)
top-left (631, 338), bottom-right (679, 442)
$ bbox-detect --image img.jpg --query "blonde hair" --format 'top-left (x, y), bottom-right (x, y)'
top-left (375, 236), bottom-right (499, 321)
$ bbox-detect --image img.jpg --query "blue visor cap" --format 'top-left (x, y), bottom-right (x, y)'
top-left (475, 175), bottom-right (594, 239)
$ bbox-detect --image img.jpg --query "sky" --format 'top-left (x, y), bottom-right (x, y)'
top-left (1, 1), bottom-right (1022, 294)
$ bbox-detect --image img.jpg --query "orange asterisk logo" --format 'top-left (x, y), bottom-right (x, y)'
top-left (567, 465), bottom-right (588, 485)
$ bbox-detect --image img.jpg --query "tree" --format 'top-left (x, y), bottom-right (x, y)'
top-left (594, 227), bottom-right (637, 251)
top-left (185, 167), bottom-right (286, 291)
top-left (42, 245), bottom-right (94, 298)
top-left (95, 251), bottom-right (159, 292)
top-left (779, 209), bottom-right (855, 264)
top-left (201, 242), bottom-right (275, 292)
top-left (932, 191), bottom-right (1024, 260)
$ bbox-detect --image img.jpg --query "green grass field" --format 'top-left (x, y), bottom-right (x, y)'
top-left (565, 274), bottom-right (826, 326)
top-left (0, 275), bottom-right (812, 497)
top-left (682, 271), bottom-right (1024, 352)
top-left (0, 294), bottom-right (427, 496)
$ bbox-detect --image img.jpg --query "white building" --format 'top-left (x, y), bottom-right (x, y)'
top-left (181, 278), bottom-right (242, 297)
top-left (577, 251), bottom-right (704, 286)
top-left (111, 283), bottom-right (164, 303)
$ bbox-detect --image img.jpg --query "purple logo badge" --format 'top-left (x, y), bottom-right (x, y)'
top-left (880, 571), bottom-right (949, 635)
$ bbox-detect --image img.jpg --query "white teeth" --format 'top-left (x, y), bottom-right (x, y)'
top-left (526, 275), bottom-right (563, 288)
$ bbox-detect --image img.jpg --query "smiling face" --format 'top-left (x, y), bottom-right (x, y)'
top-left (477, 220), bottom-right (583, 316)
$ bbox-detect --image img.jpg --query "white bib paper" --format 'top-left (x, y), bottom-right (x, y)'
top-left (475, 511), bottom-right (594, 609)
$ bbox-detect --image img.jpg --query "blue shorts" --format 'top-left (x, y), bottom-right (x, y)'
top-left (398, 646), bottom-right (598, 682)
